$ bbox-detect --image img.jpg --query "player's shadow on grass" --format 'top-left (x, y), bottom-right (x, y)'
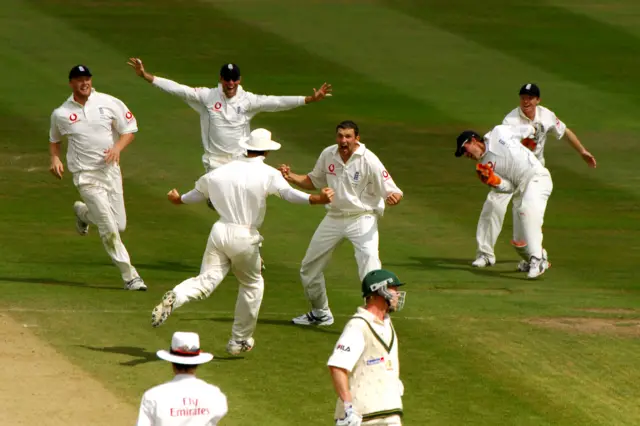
top-left (386, 257), bottom-right (528, 281)
top-left (79, 345), bottom-right (161, 366)
top-left (0, 276), bottom-right (123, 290)
top-left (180, 317), bottom-right (341, 335)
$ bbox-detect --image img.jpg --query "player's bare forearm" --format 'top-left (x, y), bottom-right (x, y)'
top-left (329, 366), bottom-right (353, 403)
top-left (114, 133), bottom-right (135, 153)
top-left (564, 128), bottom-right (597, 168)
top-left (49, 142), bottom-right (64, 179)
top-left (49, 141), bottom-right (62, 160)
top-left (290, 173), bottom-right (316, 190)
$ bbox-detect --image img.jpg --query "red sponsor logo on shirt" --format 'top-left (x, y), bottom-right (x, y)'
top-left (125, 111), bottom-right (133, 121)
top-left (382, 170), bottom-right (390, 180)
top-left (69, 113), bottom-right (78, 122)
top-left (328, 164), bottom-right (336, 175)
top-left (213, 102), bottom-right (222, 111)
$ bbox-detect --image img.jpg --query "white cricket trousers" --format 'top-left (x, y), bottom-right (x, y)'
top-left (475, 190), bottom-right (512, 261)
top-left (511, 172), bottom-right (553, 260)
top-left (172, 221), bottom-right (264, 341)
top-left (74, 169), bottom-right (139, 283)
top-left (300, 213), bottom-right (381, 311)
top-left (202, 153), bottom-right (237, 173)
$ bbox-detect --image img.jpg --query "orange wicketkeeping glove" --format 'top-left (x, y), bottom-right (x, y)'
top-left (476, 164), bottom-right (502, 187)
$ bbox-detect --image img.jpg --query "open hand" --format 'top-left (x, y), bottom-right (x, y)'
top-left (104, 147), bottom-right (121, 164)
top-left (127, 57), bottom-right (146, 77)
top-left (309, 82), bottom-right (332, 102)
top-left (49, 157), bottom-right (64, 179)
top-left (581, 150), bottom-right (597, 168)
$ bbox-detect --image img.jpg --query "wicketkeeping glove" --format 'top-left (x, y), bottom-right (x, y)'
top-left (476, 164), bottom-right (502, 187)
top-left (336, 403), bottom-right (363, 426)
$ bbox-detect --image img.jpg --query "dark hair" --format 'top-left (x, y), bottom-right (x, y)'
top-left (247, 150), bottom-right (266, 156)
top-left (336, 120), bottom-right (359, 137)
top-left (173, 363), bottom-right (197, 372)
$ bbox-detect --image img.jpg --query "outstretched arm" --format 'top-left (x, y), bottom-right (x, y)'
top-left (564, 128), bottom-right (596, 168)
top-left (248, 82), bottom-right (332, 113)
top-left (167, 188), bottom-right (207, 205)
top-left (128, 57), bottom-right (206, 104)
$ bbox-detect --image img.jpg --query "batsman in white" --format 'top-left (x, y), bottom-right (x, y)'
top-left (127, 57), bottom-right (332, 173)
top-left (279, 121), bottom-right (404, 326)
top-left (455, 125), bottom-right (552, 279)
top-left (137, 331), bottom-right (227, 426)
top-left (473, 83), bottom-right (596, 270)
top-left (328, 269), bottom-right (406, 426)
top-left (48, 65), bottom-right (146, 291)
top-left (151, 128), bottom-right (334, 355)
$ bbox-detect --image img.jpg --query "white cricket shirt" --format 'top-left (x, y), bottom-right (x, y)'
top-left (327, 307), bottom-right (396, 372)
top-left (307, 143), bottom-right (402, 217)
top-left (136, 374), bottom-right (227, 426)
top-left (502, 105), bottom-right (567, 165)
top-left (49, 89), bottom-right (137, 174)
top-left (152, 77), bottom-right (305, 157)
top-left (194, 156), bottom-right (302, 228)
top-left (480, 125), bottom-right (549, 190)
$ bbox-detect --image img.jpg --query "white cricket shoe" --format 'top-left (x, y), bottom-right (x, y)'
top-left (517, 260), bottom-right (530, 272)
top-left (226, 337), bottom-right (255, 355)
top-left (73, 201), bottom-right (89, 236)
top-left (124, 277), bottom-right (147, 291)
top-left (292, 310), bottom-right (334, 326)
top-left (151, 290), bottom-right (176, 327)
top-left (518, 249), bottom-right (549, 273)
top-left (472, 255), bottom-right (495, 268)
top-left (527, 256), bottom-right (550, 279)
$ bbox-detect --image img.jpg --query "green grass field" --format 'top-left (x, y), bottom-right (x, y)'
top-left (1, 0), bottom-right (639, 424)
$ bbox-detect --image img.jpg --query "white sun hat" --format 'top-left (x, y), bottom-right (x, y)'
top-left (156, 332), bottom-right (214, 365)
top-left (238, 128), bottom-right (281, 151)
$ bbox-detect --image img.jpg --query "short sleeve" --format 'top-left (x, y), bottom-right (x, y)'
top-left (548, 114), bottom-right (567, 140)
top-left (110, 96), bottom-right (138, 134)
top-left (327, 321), bottom-right (366, 372)
top-left (195, 175), bottom-right (210, 198)
top-left (49, 111), bottom-right (62, 143)
top-left (369, 153), bottom-right (402, 199)
top-left (307, 151), bottom-right (328, 189)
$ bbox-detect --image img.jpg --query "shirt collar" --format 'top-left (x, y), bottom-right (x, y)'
top-left (172, 374), bottom-right (197, 382)
top-left (239, 155), bottom-right (266, 163)
top-left (356, 306), bottom-right (389, 325)
top-left (67, 88), bottom-right (96, 105)
top-left (332, 142), bottom-right (366, 160)
top-left (517, 106), bottom-right (538, 122)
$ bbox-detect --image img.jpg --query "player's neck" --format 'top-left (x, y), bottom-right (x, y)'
top-left (365, 303), bottom-right (386, 322)
top-left (73, 93), bottom-right (89, 106)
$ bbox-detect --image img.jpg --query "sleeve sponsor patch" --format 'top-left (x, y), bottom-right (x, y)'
top-left (382, 170), bottom-right (390, 180)
top-left (125, 111), bottom-right (134, 121)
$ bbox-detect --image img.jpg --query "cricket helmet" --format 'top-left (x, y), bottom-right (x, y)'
top-left (362, 269), bottom-right (406, 312)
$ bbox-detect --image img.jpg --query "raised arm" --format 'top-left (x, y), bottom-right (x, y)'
top-left (128, 57), bottom-right (207, 104)
top-left (278, 164), bottom-right (317, 190)
top-left (247, 82), bottom-right (332, 113)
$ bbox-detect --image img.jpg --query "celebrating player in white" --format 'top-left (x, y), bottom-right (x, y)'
top-left (49, 65), bottom-right (146, 291)
top-left (128, 58), bottom-right (332, 173)
top-left (151, 129), bottom-right (334, 355)
top-left (328, 269), bottom-right (406, 426)
top-left (279, 121), bottom-right (404, 326)
top-left (455, 125), bottom-right (552, 278)
top-left (473, 83), bottom-right (596, 270)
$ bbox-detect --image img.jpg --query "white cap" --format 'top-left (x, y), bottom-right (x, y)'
top-left (156, 332), bottom-right (214, 365)
top-left (238, 128), bottom-right (281, 151)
